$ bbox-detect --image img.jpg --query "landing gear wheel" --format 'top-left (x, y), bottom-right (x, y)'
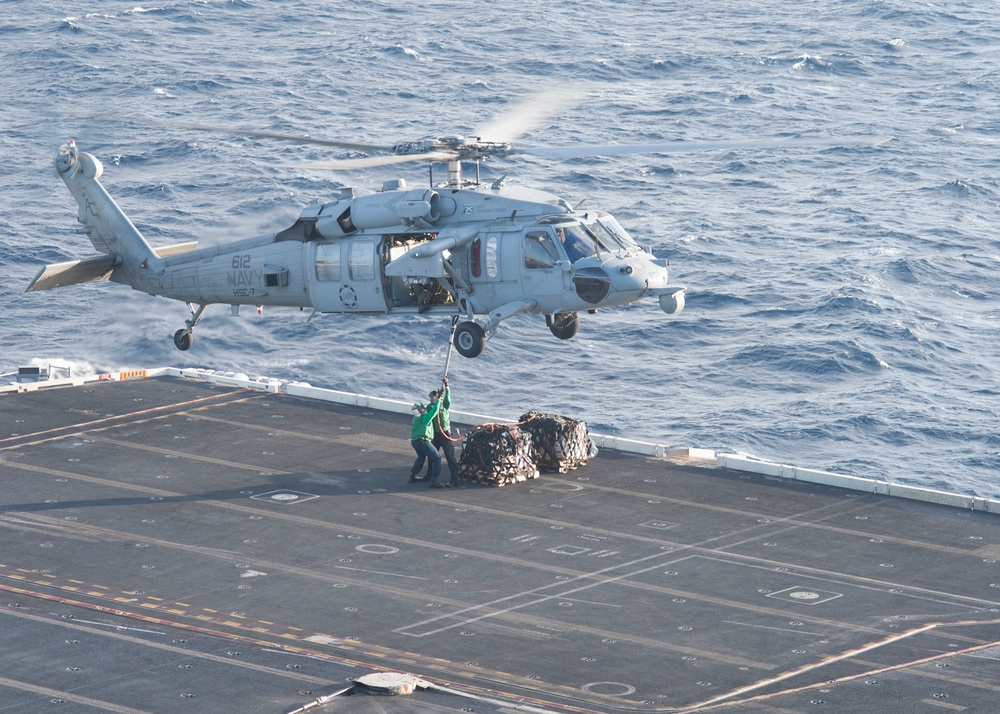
top-left (454, 321), bottom-right (486, 358)
top-left (173, 329), bottom-right (193, 351)
top-left (547, 312), bottom-right (580, 340)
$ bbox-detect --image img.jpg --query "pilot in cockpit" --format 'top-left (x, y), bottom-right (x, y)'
top-left (557, 225), bottom-right (599, 263)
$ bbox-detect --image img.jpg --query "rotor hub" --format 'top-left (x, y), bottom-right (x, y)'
top-left (392, 136), bottom-right (513, 162)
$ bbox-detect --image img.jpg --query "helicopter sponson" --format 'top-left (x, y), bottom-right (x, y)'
top-left (29, 141), bottom-right (684, 358)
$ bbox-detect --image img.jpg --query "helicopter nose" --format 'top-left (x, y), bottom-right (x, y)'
top-left (607, 259), bottom-right (652, 294)
top-left (571, 257), bottom-right (666, 306)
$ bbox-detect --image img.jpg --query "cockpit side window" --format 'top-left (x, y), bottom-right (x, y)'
top-left (523, 231), bottom-right (561, 269)
top-left (555, 224), bottom-right (600, 262)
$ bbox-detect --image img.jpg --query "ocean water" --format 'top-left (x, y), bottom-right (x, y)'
top-left (2, 1), bottom-right (998, 496)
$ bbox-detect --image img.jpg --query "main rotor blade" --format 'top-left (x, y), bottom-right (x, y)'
top-left (518, 135), bottom-right (890, 159)
top-left (45, 110), bottom-right (397, 153)
top-left (474, 84), bottom-right (592, 144)
top-left (171, 121), bottom-right (392, 153)
top-left (285, 151), bottom-right (457, 171)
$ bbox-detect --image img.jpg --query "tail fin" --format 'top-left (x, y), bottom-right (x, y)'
top-left (54, 141), bottom-right (160, 272)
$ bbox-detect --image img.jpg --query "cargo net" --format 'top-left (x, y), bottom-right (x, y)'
top-left (518, 411), bottom-right (594, 474)
top-left (458, 423), bottom-right (538, 487)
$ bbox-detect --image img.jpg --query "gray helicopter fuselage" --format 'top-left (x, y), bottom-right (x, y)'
top-left (145, 178), bottom-right (676, 316)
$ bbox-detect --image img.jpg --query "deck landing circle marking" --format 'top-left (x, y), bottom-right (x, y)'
top-left (766, 585), bottom-right (843, 605)
top-left (251, 489), bottom-right (320, 505)
top-left (582, 682), bottom-right (635, 697)
top-left (541, 482), bottom-right (584, 493)
top-left (356, 544), bottom-right (399, 555)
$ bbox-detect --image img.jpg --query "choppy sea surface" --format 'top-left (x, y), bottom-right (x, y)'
top-left (2, 1), bottom-right (998, 497)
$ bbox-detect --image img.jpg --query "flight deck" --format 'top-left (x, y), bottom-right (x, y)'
top-left (1, 373), bottom-right (998, 713)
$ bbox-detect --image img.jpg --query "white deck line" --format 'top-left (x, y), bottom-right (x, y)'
top-left (4, 366), bottom-right (998, 514)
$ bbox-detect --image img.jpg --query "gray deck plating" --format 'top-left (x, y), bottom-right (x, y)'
top-left (0, 376), bottom-right (998, 714)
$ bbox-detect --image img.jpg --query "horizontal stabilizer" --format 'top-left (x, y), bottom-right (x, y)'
top-left (25, 242), bottom-right (198, 293)
top-left (25, 254), bottom-right (118, 292)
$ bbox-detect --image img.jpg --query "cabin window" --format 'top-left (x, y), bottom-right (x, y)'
top-left (471, 237), bottom-right (482, 278)
top-left (315, 243), bottom-right (341, 282)
top-left (349, 240), bottom-right (375, 281)
top-left (485, 235), bottom-right (499, 279)
top-left (523, 231), bottom-right (561, 269)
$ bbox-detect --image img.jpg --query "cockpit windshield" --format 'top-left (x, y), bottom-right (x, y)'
top-left (592, 213), bottom-right (639, 249)
top-left (585, 218), bottom-right (627, 251)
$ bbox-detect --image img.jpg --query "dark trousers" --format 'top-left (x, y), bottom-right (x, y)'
top-left (431, 430), bottom-right (459, 483)
top-left (410, 439), bottom-right (441, 481)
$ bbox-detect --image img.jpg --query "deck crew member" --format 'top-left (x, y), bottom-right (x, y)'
top-left (423, 378), bottom-right (459, 487)
top-left (409, 391), bottom-right (443, 487)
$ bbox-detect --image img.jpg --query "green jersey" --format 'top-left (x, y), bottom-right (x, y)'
top-left (410, 396), bottom-right (441, 441)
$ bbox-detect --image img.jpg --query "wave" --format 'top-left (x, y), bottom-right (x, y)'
top-left (728, 340), bottom-right (888, 377)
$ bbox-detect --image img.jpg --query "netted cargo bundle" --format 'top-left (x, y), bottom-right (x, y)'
top-left (518, 411), bottom-right (595, 473)
top-left (458, 423), bottom-right (538, 486)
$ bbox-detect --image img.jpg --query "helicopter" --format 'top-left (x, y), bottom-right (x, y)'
top-left (29, 98), bottom-right (874, 358)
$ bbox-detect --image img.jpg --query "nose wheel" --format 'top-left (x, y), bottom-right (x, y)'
top-left (453, 321), bottom-right (486, 358)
